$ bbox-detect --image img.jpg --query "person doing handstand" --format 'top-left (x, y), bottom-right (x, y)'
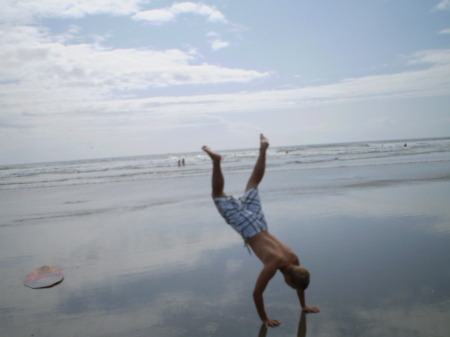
top-left (202, 134), bottom-right (320, 327)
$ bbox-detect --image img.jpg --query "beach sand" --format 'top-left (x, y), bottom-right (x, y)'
top-left (1, 162), bottom-right (449, 336)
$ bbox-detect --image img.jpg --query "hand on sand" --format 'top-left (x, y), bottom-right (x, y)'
top-left (263, 318), bottom-right (281, 327)
top-left (302, 306), bottom-right (320, 313)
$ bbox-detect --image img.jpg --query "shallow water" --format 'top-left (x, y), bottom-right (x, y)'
top-left (1, 144), bottom-right (450, 336)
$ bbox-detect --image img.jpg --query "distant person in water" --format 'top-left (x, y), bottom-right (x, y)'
top-left (202, 134), bottom-right (319, 327)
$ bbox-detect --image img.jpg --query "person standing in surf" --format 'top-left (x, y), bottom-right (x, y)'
top-left (202, 134), bottom-right (319, 327)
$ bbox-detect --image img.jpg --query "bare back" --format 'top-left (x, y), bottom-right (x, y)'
top-left (247, 231), bottom-right (299, 269)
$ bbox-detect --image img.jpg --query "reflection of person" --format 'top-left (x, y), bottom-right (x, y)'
top-left (202, 134), bottom-right (319, 327)
top-left (258, 311), bottom-right (307, 337)
top-left (297, 312), bottom-right (307, 337)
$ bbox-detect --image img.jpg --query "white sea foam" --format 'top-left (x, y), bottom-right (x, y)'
top-left (1, 138), bottom-right (449, 190)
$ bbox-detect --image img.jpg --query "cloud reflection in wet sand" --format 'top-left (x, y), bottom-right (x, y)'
top-left (59, 183), bottom-right (450, 336)
top-left (0, 174), bottom-right (449, 336)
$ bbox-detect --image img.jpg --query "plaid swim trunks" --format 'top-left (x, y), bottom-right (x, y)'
top-left (214, 188), bottom-right (268, 241)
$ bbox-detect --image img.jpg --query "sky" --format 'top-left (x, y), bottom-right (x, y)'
top-left (1, 0), bottom-right (449, 165)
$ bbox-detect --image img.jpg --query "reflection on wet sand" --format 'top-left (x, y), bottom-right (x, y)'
top-left (297, 312), bottom-right (306, 337)
top-left (257, 312), bottom-right (307, 337)
top-left (1, 166), bottom-right (449, 336)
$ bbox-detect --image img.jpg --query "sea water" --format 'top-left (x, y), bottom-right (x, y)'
top-left (1, 137), bottom-right (449, 190)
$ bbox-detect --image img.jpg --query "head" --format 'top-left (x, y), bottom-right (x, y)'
top-left (284, 266), bottom-right (310, 290)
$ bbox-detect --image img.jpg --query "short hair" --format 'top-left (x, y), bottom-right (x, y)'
top-left (289, 266), bottom-right (310, 290)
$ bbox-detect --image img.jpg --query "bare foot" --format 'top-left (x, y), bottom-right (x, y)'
top-left (260, 134), bottom-right (269, 151)
top-left (202, 146), bottom-right (221, 162)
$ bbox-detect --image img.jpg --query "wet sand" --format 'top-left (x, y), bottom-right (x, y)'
top-left (1, 164), bottom-right (449, 336)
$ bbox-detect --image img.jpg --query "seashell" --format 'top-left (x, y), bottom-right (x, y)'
top-left (24, 266), bottom-right (64, 289)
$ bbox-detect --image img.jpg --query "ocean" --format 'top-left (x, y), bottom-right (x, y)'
top-left (1, 137), bottom-right (449, 337)
top-left (2, 137), bottom-right (450, 190)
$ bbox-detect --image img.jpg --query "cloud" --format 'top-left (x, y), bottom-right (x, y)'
top-left (0, 0), bottom-right (228, 26)
top-left (0, 24), bottom-right (269, 119)
top-left (439, 28), bottom-right (450, 34)
top-left (2, 21), bottom-right (449, 122)
top-left (405, 49), bottom-right (450, 65)
top-left (97, 48), bottom-right (450, 115)
top-left (171, 2), bottom-right (227, 23)
top-left (132, 8), bottom-right (176, 24)
top-left (18, 47), bottom-right (447, 118)
top-left (434, 0), bottom-right (450, 10)
top-left (206, 31), bottom-right (219, 37)
top-left (0, 25), bottom-right (267, 87)
top-left (132, 2), bottom-right (227, 24)
top-left (0, 0), bottom-right (144, 23)
top-left (210, 39), bottom-right (230, 51)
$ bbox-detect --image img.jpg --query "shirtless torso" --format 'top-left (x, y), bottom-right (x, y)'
top-left (247, 231), bottom-right (299, 269)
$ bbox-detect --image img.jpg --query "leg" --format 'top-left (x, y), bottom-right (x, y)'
top-left (202, 146), bottom-right (227, 199)
top-left (245, 134), bottom-right (269, 192)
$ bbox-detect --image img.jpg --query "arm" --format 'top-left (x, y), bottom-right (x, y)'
top-left (253, 265), bottom-right (280, 327)
top-left (296, 289), bottom-right (320, 313)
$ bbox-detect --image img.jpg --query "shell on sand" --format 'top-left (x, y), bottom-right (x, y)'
top-left (24, 266), bottom-right (64, 289)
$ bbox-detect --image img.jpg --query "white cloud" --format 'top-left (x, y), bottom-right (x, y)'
top-left (132, 2), bottom-right (227, 24)
top-left (439, 28), bottom-right (450, 34)
top-left (207, 10), bottom-right (226, 23)
top-left (0, 25), bottom-right (266, 86)
top-left (171, 2), bottom-right (199, 14)
top-left (210, 39), bottom-right (230, 51)
top-left (2, 26), bottom-right (450, 121)
top-left (173, 2), bottom-right (227, 23)
top-left (206, 31), bottom-right (219, 37)
top-left (434, 0), bottom-right (450, 10)
top-left (0, 0), bottom-right (228, 26)
top-left (0, 0), bottom-right (144, 23)
top-left (405, 49), bottom-right (450, 65)
top-left (19, 47), bottom-right (447, 118)
top-left (96, 48), bottom-right (450, 115)
top-left (0, 24), bottom-right (269, 118)
top-left (132, 8), bottom-right (176, 23)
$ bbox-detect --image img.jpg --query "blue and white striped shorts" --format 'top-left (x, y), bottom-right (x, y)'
top-left (214, 188), bottom-right (268, 241)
